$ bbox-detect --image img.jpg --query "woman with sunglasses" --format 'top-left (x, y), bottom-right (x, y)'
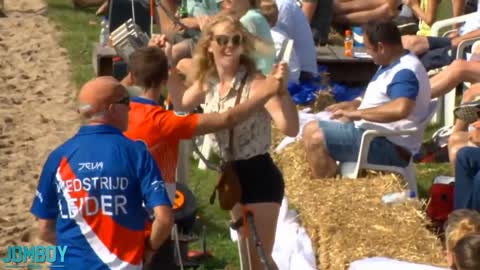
top-left (170, 14), bottom-right (299, 270)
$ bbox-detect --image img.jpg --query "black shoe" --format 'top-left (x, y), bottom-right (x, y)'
top-left (454, 100), bottom-right (480, 123)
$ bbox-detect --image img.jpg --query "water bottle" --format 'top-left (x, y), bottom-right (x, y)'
top-left (99, 16), bottom-right (109, 47)
top-left (344, 30), bottom-right (353, 57)
top-left (382, 190), bottom-right (416, 205)
top-left (352, 26), bottom-right (364, 53)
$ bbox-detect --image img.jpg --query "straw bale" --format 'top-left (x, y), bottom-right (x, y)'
top-left (271, 139), bottom-right (447, 270)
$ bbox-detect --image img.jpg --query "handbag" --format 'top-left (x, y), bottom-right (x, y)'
top-left (208, 73), bottom-right (249, 210)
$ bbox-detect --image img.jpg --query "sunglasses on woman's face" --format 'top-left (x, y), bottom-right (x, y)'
top-left (114, 95), bottom-right (130, 106)
top-left (214, 34), bottom-right (243, 48)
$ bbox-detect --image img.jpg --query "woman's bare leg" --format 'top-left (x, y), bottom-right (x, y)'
top-left (334, 1), bottom-right (398, 25)
top-left (431, 60), bottom-right (480, 98)
top-left (334, 0), bottom-right (385, 14)
top-left (232, 203), bottom-right (280, 270)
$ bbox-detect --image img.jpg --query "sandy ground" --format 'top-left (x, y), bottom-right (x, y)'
top-left (0, 0), bottom-right (80, 258)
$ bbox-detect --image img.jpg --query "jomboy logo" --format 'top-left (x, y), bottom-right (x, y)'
top-left (2, 245), bottom-right (67, 269)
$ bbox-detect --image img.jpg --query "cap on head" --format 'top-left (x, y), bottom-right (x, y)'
top-left (77, 76), bottom-right (127, 117)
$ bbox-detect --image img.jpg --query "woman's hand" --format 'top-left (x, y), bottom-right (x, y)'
top-left (148, 34), bottom-right (167, 48)
top-left (331, 109), bottom-right (362, 122)
top-left (325, 100), bottom-right (360, 113)
top-left (269, 62), bottom-right (289, 95)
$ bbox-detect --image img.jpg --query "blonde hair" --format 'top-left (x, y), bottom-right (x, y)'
top-left (445, 209), bottom-right (480, 252)
top-left (189, 12), bottom-right (258, 86)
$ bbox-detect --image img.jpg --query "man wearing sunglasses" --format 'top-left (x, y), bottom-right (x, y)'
top-left (31, 76), bottom-right (173, 269)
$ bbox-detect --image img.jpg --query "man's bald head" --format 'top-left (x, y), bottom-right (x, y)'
top-left (77, 76), bottom-right (128, 117)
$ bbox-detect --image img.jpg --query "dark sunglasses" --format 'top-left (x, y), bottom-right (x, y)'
top-left (214, 34), bottom-right (243, 48)
top-left (114, 95), bottom-right (130, 106)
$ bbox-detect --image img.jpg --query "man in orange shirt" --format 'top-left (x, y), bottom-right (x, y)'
top-left (123, 46), bottom-right (287, 203)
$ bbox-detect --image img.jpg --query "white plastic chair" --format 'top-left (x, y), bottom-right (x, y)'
top-left (340, 99), bottom-right (438, 195)
top-left (429, 12), bottom-right (480, 126)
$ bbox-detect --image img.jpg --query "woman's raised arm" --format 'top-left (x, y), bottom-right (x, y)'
top-left (167, 67), bottom-right (206, 112)
top-left (250, 63), bottom-right (299, 137)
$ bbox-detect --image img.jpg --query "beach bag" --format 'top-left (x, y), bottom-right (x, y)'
top-left (209, 73), bottom-right (248, 211)
top-left (426, 176), bottom-right (455, 224)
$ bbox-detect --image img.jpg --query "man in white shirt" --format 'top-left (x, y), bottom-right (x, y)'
top-left (302, 21), bottom-right (431, 178)
top-left (262, 0), bottom-right (301, 83)
top-left (274, 0), bottom-right (318, 80)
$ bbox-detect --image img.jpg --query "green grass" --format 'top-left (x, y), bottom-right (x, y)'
top-left (47, 0), bottom-right (99, 87)
top-left (188, 161), bottom-right (240, 269)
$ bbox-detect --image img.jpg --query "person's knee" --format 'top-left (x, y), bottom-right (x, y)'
top-left (449, 132), bottom-right (468, 147)
top-left (449, 133), bottom-right (469, 161)
top-left (456, 147), bottom-right (476, 166)
top-left (302, 122), bottom-right (324, 149)
top-left (402, 35), bottom-right (428, 55)
top-left (401, 35), bottom-right (415, 50)
top-left (450, 59), bottom-right (467, 77)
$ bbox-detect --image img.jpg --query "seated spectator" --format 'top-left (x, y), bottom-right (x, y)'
top-left (272, 0), bottom-right (318, 80)
top-left (302, 20), bottom-right (431, 178)
top-left (402, 0), bottom-right (451, 36)
top-left (301, 0), bottom-right (401, 44)
top-left (454, 144), bottom-right (480, 210)
top-left (430, 43), bottom-right (480, 98)
top-left (229, 0), bottom-right (276, 75)
top-left (402, 1), bottom-right (480, 70)
top-left (156, 0), bottom-right (219, 64)
top-left (454, 233), bottom-right (480, 270)
top-left (261, 0), bottom-right (301, 83)
top-left (447, 84), bottom-right (480, 170)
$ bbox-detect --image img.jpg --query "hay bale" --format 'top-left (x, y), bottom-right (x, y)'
top-left (271, 141), bottom-right (447, 270)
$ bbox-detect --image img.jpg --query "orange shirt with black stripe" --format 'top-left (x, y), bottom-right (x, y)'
top-left (124, 96), bottom-right (199, 183)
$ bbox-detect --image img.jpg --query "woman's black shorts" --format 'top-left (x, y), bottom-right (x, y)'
top-left (233, 153), bottom-right (284, 204)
